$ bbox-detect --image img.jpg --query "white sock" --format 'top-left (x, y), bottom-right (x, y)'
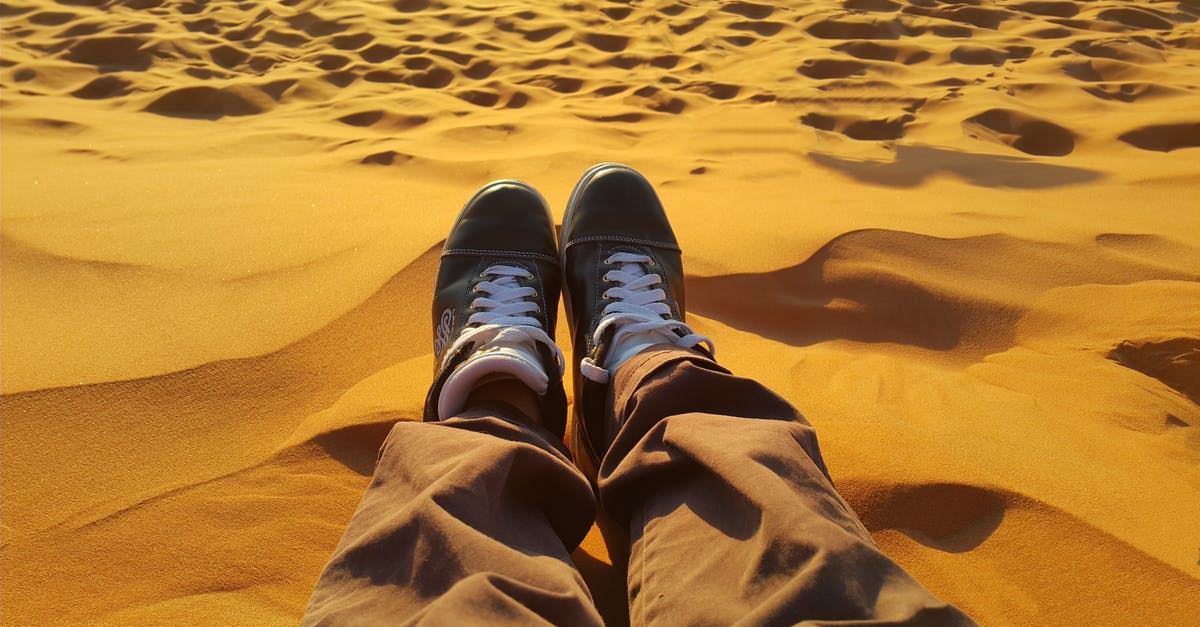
top-left (438, 327), bottom-right (548, 419)
top-left (605, 328), bottom-right (679, 376)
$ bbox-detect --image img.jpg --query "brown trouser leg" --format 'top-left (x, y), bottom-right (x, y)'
top-left (302, 406), bottom-right (602, 626)
top-left (598, 347), bottom-right (976, 626)
top-left (305, 351), bottom-right (974, 625)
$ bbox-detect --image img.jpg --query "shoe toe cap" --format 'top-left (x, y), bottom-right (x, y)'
top-left (448, 181), bottom-right (557, 256)
top-left (564, 165), bottom-right (678, 248)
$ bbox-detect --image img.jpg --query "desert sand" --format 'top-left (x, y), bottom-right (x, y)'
top-left (2, 0), bottom-right (1199, 623)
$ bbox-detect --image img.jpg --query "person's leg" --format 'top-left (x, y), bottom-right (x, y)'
top-left (598, 347), bottom-right (975, 625)
top-left (559, 163), bottom-right (975, 624)
top-left (305, 180), bottom-right (601, 624)
top-left (303, 401), bottom-right (600, 626)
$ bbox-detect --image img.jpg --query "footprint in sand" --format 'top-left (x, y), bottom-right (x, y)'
top-left (144, 84), bottom-right (274, 119)
top-left (1118, 122), bottom-right (1200, 153)
top-left (71, 74), bottom-right (133, 99)
top-left (1108, 338), bottom-right (1200, 404)
top-left (64, 35), bottom-right (156, 71)
top-left (833, 41), bottom-right (932, 64)
top-left (963, 108), bottom-right (1076, 156)
top-left (801, 111), bottom-right (914, 140)
top-left (721, 1), bottom-right (775, 20)
top-left (797, 58), bottom-right (872, 79)
top-left (854, 483), bottom-right (1006, 553)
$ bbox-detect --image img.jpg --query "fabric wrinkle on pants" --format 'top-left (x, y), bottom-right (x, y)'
top-left (303, 347), bottom-right (977, 626)
top-left (302, 407), bottom-right (601, 626)
top-left (597, 347), bottom-right (974, 626)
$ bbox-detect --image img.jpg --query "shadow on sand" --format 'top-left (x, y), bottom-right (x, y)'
top-left (808, 144), bottom-right (1103, 189)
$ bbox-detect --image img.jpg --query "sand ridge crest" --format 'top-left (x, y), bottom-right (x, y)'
top-left (688, 229), bottom-right (1200, 362)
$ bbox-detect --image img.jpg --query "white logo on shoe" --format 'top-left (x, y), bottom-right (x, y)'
top-left (434, 307), bottom-right (454, 356)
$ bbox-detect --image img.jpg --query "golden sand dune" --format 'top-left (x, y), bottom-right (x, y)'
top-left (2, 0), bottom-right (1199, 623)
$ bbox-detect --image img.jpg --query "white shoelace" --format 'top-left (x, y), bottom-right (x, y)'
top-left (580, 252), bottom-right (713, 384)
top-left (440, 264), bottom-right (564, 376)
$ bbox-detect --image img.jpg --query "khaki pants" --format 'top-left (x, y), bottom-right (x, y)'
top-left (303, 347), bottom-right (975, 625)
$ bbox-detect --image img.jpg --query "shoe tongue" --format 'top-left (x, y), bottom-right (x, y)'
top-left (437, 328), bottom-right (549, 420)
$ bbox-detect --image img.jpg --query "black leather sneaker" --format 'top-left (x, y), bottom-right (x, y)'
top-left (560, 163), bottom-right (713, 479)
top-left (425, 180), bottom-right (568, 439)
